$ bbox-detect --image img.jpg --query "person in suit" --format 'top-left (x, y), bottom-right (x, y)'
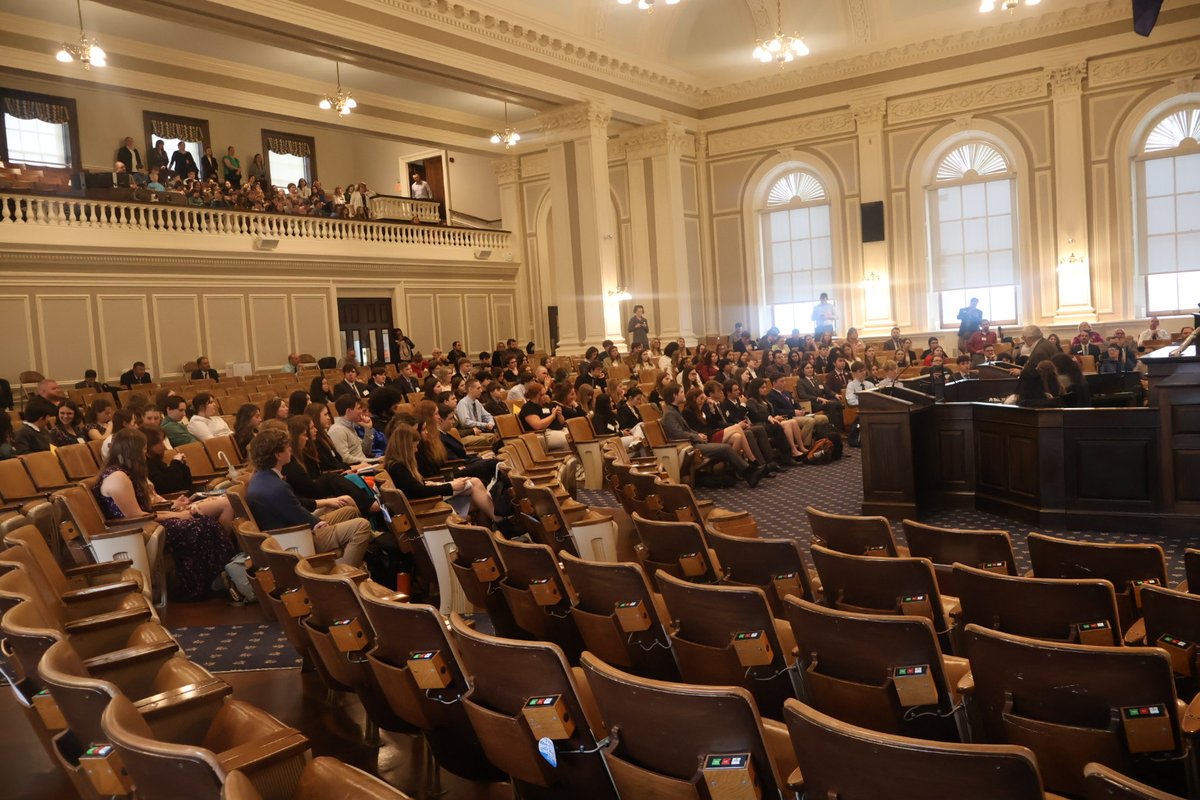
top-left (245, 428), bottom-right (372, 566)
top-left (119, 361), bottom-right (153, 388)
top-left (168, 142), bottom-right (198, 181)
top-left (1012, 325), bottom-right (1059, 377)
top-left (13, 398), bottom-right (54, 454)
top-left (199, 145), bottom-right (220, 182)
top-left (116, 136), bottom-right (144, 179)
top-left (190, 355), bottom-right (220, 382)
top-left (331, 365), bottom-right (369, 400)
top-left (660, 383), bottom-right (765, 487)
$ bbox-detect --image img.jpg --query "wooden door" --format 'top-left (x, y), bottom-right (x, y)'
top-left (337, 298), bottom-right (394, 366)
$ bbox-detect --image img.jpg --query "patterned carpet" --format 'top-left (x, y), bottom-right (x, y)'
top-left (172, 623), bottom-right (302, 672)
top-left (579, 447), bottom-right (1199, 586)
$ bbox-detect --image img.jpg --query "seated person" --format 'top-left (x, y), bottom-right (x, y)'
top-left (454, 379), bottom-right (497, 448)
top-left (74, 368), bottom-right (105, 391)
top-left (13, 398), bottom-right (54, 454)
top-left (660, 383), bottom-right (765, 487)
top-left (190, 355), bottom-right (220, 382)
top-left (328, 395), bottom-right (377, 465)
top-left (1099, 343), bottom-right (1138, 373)
top-left (245, 428), bottom-right (373, 566)
top-left (1051, 353), bottom-right (1091, 408)
top-left (519, 381), bottom-right (569, 450)
top-left (332, 365), bottom-right (368, 399)
top-left (384, 422), bottom-right (499, 522)
top-left (282, 416), bottom-right (375, 518)
top-left (844, 361), bottom-right (875, 407)
top-left (950, 354), bottom-right (974, 379)
top-left (144, 426), bottom-right (193, 495)
top-left (119, 361), bottom-right (152, 388)
top-left (420, 401), bottom-right (499, 484)
top-left (49, 401), bottom-right (88, 447)
top-left (162, 395), bottom-right (197, 446)
top-left (186, 392), bottom-right (232, 441)
top-left (1014, 361), bottom-right (1061, 408)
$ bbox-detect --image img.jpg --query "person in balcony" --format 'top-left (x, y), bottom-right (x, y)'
top-left (246, 152), bottom-right (265, 186)
top-left (148, 140), bottom-right (169, 176)
top-left (168, 142), bottom-right (198, 182)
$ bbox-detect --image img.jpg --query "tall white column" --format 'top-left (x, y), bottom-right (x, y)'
top-left (1047, 62), bottom-right (1095, 321)
top-left (492, 155), bottom-right (537, 344)
top-left (538, 102), bottom-right (623, 355)
top-left (852, 99), bottom-right (895, 333)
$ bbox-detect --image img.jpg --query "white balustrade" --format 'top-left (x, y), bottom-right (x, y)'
top-left (367, 194), bottom-right (441, 224)
top-left (0, 192), bottom-right (511, 252)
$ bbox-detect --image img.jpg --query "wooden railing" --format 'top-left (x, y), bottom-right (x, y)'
top-left (0, 192), bottom-right (511, 251)
top-left (367, 194), bottom-right (441, 223)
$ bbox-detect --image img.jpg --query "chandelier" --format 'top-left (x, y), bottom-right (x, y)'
top-left (616, 0), bottom-right (681, 10)
top-left (318, 62), bottom-right (357, 116)
top-left (979, 0), bottom-right (1041, 12)
top-left (752, 0), bottom-right (808, 65)
top-left (55, 0), bottom-right (106, 70)
top-left (489, 101), bottom-right (522, 149)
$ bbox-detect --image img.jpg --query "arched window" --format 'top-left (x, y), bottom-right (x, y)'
top-left (759, 169), bottom-right (833, 332)
top-left (1136, 107), bottom-right (1200, 315)
top-left (927, 142), bottom-right (1018, 328)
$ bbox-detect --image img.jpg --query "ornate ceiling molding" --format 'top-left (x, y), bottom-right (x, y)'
top-left (887, 73), bottom-right (1047, 124)
top-left (536, 101), bottom-right (612, 144)
top-left (492, 155), bottom-right (521, 184)
top-left (1088, 40), bottom-right (1200, 88)
top-left (1046, 62), bottom-right (1089, 97)
top-left (847, 0), bottom-right (873, 47)
top-left (613, 122), bottom-right (695, 161)
top-left (706, 109), bottom-right (856, 157)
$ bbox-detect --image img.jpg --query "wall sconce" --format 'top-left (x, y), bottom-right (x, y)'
top-left (1056, 238), bottom-right (1088, 273)
top-left (607, 288), bottom-right (633, 301)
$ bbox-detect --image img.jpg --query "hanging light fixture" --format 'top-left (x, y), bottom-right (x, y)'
top-left (55, 0), bottom-right (106, 70)
top-left (752, 0), bottom-right (809, 65)
top-left (979, 0), bottom-right (1041, 13)
top-left (616, 0), bottom-right (682, 11)
top-left (489, 101), bottom-right (522, 149)
top-left (318, 62), bottom-right (357, 116)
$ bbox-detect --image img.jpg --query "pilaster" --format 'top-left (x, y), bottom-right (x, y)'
top-left (852, 99), bottom-right (895, 332)
top-left (1046, 62), bottom-right (1096, 321)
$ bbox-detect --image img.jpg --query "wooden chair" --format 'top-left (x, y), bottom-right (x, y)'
top-left (100, 692), bottom-right (309, 800)
top-left (1027, 532), bottom-right (1168, 632)
top-left (641, 418), bottom-right (689, 484)
top-left (902, 519), bottom-right (1016, 596)
top-left (293, 554), bottom-right (411, 736)
top-left (636, 401), bottom-right (662, 423)
top-left (20, 451), bottom-right (73, 494)
top-left (579, 652), bottom-right (793, 799)
top-left (1180, 548), bottom-right (1198, 594)
top-left (631, 513), bottom-right (723, 586)
top-left (518, 481), bottom-right (619, 562)
top-left (56, 443), bottom-right (100, 482)
top-left (87, 437), bottom-right (107, 468)
top-left (491, 536), bottom-right (584, 661)
top-left (781, 699), bottom-right (1058, 799)
top-left (810, 544), bottom-right (958, 645)
top-left (558, 551), bottom-right (679, 680)
top-left (655, 569), bottom-right (796, 720)
top-left (705, 526), bottom-right (815, 615)
top-left (203, 434), bottom-right (244, 471)
top-left (960, 623), bottom-right (1196, 798)
top-left (494, 413), bottom-right (523, 441)
top-left (0, 457), bottom-right (52, 516)
top-left (447, 613), bottom-right (618, 798)
top-left (223, 757), bottom-right (418, 800)
top-left (652, 478), bottom-right (758, 538)
top-left (377, 487), bottom-right (469, 615)
top-left (173, 441), bottom-right (222, 486)
top-left (1122, 585), bottom-right (1200, 696)
top-left (445, 520), bottom-right (520, 638)
top-left (1083, 763), bottom-right (1186, 800)
top-left (565, 416), bottom-right (609, 490)
top-left (952, 562), bottom-right (1123, 648)
top-left (355, 584), bottom-right (506, 785)
top-left (782, 596), bottom-right (966, 742)
top-left (806, 505), bottom-right (908, 556)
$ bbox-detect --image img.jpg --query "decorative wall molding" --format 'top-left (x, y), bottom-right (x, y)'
top-left (492, 155), bottom-right (521, 184)
top-left (1045, 62), bottom-right (1089, 97)
top-left (1088, 40), bottom-right (1200, 88)
top-left (887, 73), bottom-right (1047, 123)
top-left (706, 110), bottom-right (856, 157)
top-left (614, 122), bottom-right (695, 161)
top-left (520, 152), bottom-right (550, 178)
top-left (847, 0), bottom-right (874, 46)
top-left (536, 101), bottom-right (612, 143)
top-left (851, 101), bottom-right (887, 132)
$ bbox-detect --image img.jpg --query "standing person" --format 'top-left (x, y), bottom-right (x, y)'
top-left (626, 304), bottom-right (650, 350)
top-left (148, 140), bottom-right (169, 176)
top-left (116, 136), bottom-right (144, 179)
top-left (168, 142), bottom-right (198, 182)
top-left (246, 153), bottom-right (265, 186)
top-left (812, 292), bottom-right (837, 337)
top-left (200, 145), bottom-right (220, 183)
top-left (956, 297), bottom-right (983, 355)
top-left (222, 146), bottom-right (242, 188)
top-left (411, 171), bottom-right (433, 200)
top-left (391, 328), bottom-right (415, 366)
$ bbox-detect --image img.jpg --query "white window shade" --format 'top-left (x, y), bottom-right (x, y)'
top-left (930, 177), bottom-right (1016, 290)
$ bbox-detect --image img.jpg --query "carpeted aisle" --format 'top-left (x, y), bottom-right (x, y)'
top-left (579, 447), bottom-right (1199, 585)
top-left (171, 623), bottom-right (302, 672)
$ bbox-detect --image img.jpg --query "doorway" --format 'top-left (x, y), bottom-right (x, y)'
top-left (406, 155), bottom-right (445, 222)
top-left (337, 298), bottom-right (394, 366)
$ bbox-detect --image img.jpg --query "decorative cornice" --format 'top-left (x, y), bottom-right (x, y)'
top-left (706, 109), bottom-right (856, 157)
top-left (1045, 62), bottom-right (1088, 97)
top-left (851, 101), bottom-right (887, 131)
top-left (1088, 40), bottom-right (1200, 88)
top-left (847, 0), bottom-right (873, 46)
top-left (614, 122), bottom-right (694, 161)
top-left (492, 155), bottom-right (521, 184)
top-left (887, 73), bottom-right (1046, 123)
top-left (519, 152), bottom-right (549, 178)
top-left (536, 102), bottom-right (612, 144)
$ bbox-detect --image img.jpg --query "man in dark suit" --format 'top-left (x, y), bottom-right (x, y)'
top-left (116, 136), bottom-right (144, 179)
top-left (13, 398), bottom-right (54, 454)
top-left (331, 365), bottom-right (369, 400)
top-left (1012, 325), bottom-right (1059, 376)
top-left (119, 361), bottom-right (152, 388)
top-left (190, 355), bottom-right (220, 382)
top-left (244, 428), bottom-right (371, 567)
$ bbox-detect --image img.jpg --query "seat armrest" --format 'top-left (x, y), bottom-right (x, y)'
top-left (64, 605), bottom-right (154, 634)
top-left (83, 640), bottom-right (180, 673)
top-left (61, 580), bottom-right (142, 604)
top-left (762, 718), bottom-right (798, 790)
top-left (216, 729), bottom-right (310, 774)
top-left (786, 767), bottom-right (805, 793)
top-left (263, 524), bottom-right (313, 536)
top-left (304, 552), bottom-right (342, 571)
top-left (140, 679), bottom-right (233, 720)
top-left (1183, 692), bottom-right (1200, 736)
top-left (956, 671), bottom-right (975, 696)
top-left (942, 655), bottom-right (971, 703)
top-left (64, 559), bottom-right (135, 579)
top-left (569, 667), bottom-right (607, 743)
top-left (1122, 618), bottom-right (1147, 646)
top-left (105, 512), bottom-right (156, 527)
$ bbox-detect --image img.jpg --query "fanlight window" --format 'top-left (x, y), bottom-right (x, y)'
top-left (1137, 106), bottom-right (1200, 315)
top-left (1144, 109), bottom-right (1200, 153)
top-left (760, 169), bottom-right (833, 333)
top-left (767, 171), bottom-right (826, 206)
top-left (936, 142), bottom-right (1009, 182)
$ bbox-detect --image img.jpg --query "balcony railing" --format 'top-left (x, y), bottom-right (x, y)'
top-left (368, 194), bottom-right (441, 223)
top-left (0, 192), bottom-right (512, 254)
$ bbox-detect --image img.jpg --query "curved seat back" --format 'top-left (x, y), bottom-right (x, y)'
top-left (805, 506), bottom-right (900, 556)
top-left (902, 519), bottom-right (1015, 596)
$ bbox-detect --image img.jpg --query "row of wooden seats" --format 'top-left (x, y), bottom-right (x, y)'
top-left (0, 523), bottom-right (413, 799)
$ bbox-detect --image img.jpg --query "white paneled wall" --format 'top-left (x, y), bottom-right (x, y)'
top-left (403, 289), bottom-right (517, 356)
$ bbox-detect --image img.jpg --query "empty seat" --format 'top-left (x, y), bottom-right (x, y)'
top-left (631, 513), bottom-right (723, 586)
top-left (580, 651), bottom-right (793, 799)
top-left (806, 506), bottom-right (908, 556)
top-left (656, 570), bottom-right (796, 720)
top-left (1027, 533), bottom-right (1168, 632)
top-left (445, 520), bottom-right (520, 638)
top-left (355, 585), bottom-right (504, 784)
top-left (960, 623), bottom-right (1193, 797)
top-left (1083, 763), bottom-right (1185, 800)
top-left (1123, 585), bottom-right (1200, 696)
top-left (782, 595), bottom-right (965, 742)
top-left (492, 536), bottom-right (584, 661)
top-left (705, 526), bottom-right (815, 615)
top-left (952, 562), bottom-right (1123, 647)
top-left (378, 487), bottom-right (467, 615)
top-left (1182, 549), bottom-right (1198, 594)
top-left (558, 550), bottom-right (679, 680)
top-left (203, 435), bottom-right (245, 472)
top-left (810, 544), bottom-right (957, 643)
top-left (519, 481), bottom-right (620, 561)
top-left (652, 478), bottom-right (758, 538)
top-left (56, 443), bottom-right (100, 482)
top-left (565, 416), bottom-right (608, 490)
top-left (222, 757), bottom-right (416, 800)
top-left (448, 613), bottom-right (618, 798)
top-left (902, 519), bottom-right (1016, 596)
top-left (782, 699), bottom-right (1058, 799)
top-left (100, 691), bottom-right (309, 800)
top-left (20, 451), bottom-right (73, 493)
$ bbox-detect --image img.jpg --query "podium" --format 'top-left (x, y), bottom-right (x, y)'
top-left (857, 388), bottom-right (934, 518)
